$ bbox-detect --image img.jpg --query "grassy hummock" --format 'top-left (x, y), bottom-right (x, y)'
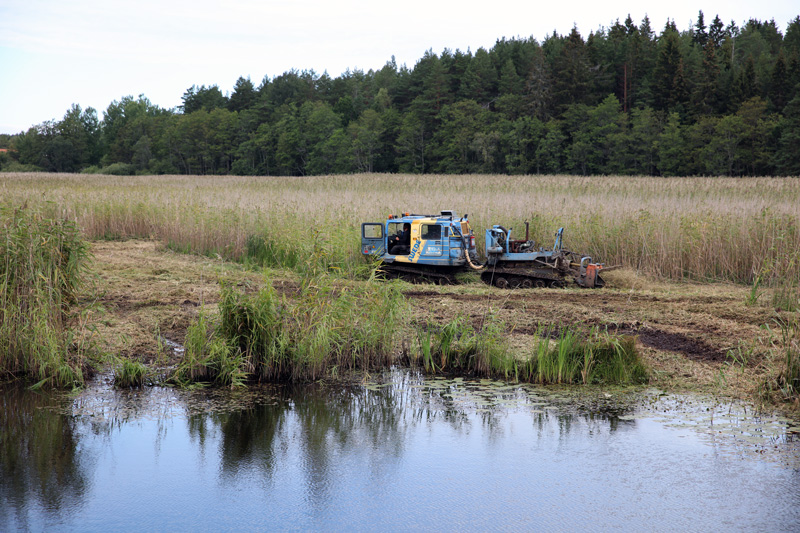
top-left (113, 359), bottom-right (148, 388)
top-left (173, 271), bottom-right (404, 385)
top-left (413, 315), bottom-right (647, 385)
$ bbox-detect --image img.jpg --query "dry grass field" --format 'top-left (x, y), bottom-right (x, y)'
top-left (3, 172), bottom-right (800, 284)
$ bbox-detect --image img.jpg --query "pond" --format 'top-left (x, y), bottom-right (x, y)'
top-left (2, 369), bottom-right (799, 531)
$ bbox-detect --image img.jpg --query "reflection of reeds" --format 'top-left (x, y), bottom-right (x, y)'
top-left (0, 386), bottom-right (87, 513)
top-left (0, 206), bottom-right (94, 387)
top-left (3, 173), bottom-right (800, 284)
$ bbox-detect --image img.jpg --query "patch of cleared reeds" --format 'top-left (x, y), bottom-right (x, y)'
top-left (0, 205), bottom-right (94, 387)
top-left (173, 270), bottom-right (404, 384)
top-left (3, 173), bottom-right (799, 285)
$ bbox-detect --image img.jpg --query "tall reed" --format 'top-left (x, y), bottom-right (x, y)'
top-left (415, 318), bottom-right (646, 385)
top-left (174, 269), bottom-right (404, 384)
top-left (3, 173), bottom-right (799, 284)
top-left (0, 205), bottom-right (93, 387)
top-left (759, 317), bottom-right (800, 406)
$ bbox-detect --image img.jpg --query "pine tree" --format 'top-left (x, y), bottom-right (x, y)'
top-left (228, 77), bottom-right (257, 113)
top-left (769, 49), bottom-right (790, 112)
top-left (690, 41), bottom-right (721, 117)
top-left (552, 27), bottom-right (591, 112)
top-left (731, 56), bottom-right (757, 109)
top-left (523, 47), bottom-right (554, 120)
top-left (653, 28), bottom-right (688, 114)
top-left (709, 15), bottom-right (725, 49)
top-left (498, 59), bottom-right (522, 95)
top-left (693, 11), bottom-right (708, 48)
top-left (461, 48), bottom-right (497, 103)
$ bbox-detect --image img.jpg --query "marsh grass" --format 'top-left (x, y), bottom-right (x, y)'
top-left (173, 312), bottom-right (245, 387)
top-left (415, 317), bottom-right (646, 385)
top-left (3, 173), bottom-right (799, 286)
top-left (113, 359), bottom-right (148, 388)
top-left (521, 326), bottom-right (645, 385)
top-left (244, 231), bottom-right (302, 270)
top-left (746, 223), bottom-right (800, 310)
top-left (0, 205), bottom-right (95, 387)
top-left (174, 269), bottom-right (404, 384)
top-left (416, 314), bottom-right (512, 378)
top-left (759, 317), bottom-right (800, 406)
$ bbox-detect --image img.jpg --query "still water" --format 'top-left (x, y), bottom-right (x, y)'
top-left (2, 369), bottom-right (799, 532)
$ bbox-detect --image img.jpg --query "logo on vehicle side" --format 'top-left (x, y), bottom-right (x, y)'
top-left (408, 240), bottom-right (421, 261)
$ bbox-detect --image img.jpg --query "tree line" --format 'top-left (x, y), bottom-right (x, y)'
top-left (2, 12), bottom-right (799, 176)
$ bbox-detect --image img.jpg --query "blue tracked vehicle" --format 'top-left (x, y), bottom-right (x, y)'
top-left (361, 211), bottom-right (607, 288)
top-left (360, 210), bottom-right (482, 284)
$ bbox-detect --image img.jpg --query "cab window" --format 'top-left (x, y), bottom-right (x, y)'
top-left (388, 222), bottom-right (404, 236)
top-left (421, 225), bottom-right (441, 240)
top-left (362, 224), bottom-right (383, 239)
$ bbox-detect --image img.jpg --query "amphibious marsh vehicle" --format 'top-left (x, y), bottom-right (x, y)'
top-left (361, 210), bottom-right (607, 288)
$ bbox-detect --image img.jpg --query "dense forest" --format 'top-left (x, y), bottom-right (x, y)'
top-left (2, 12), bottom-right (800, 176)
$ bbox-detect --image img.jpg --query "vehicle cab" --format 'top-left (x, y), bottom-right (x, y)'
top-left (361, 210), bottom-right (476, 267)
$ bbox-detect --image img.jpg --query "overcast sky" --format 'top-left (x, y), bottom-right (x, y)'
top-left (1, 1), bottom-right (797, 134)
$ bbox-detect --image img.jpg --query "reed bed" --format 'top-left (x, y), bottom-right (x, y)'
top-left (173, 271), bottom-right (404, 385)
top-left (759, 317), bottom-right (800, 407)
top-left (414, 315), bottom-right (646, 385)
top-left (0, 206), bottom-right (94, 387)
top-left (3, 172), bottom-right (798, 285)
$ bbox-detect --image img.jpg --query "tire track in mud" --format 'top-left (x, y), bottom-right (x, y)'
top-left (622, 328), bottom-right (726, 363)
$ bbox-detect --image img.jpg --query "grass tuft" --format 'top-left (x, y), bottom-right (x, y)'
top-left (521, 326), bottom-right (646, 385)
top-left (114, 359), bottom-right (148, 388)
top-left (173, 311), bottom-right (245, 388)
top-left (1, 205), bottom-right (95, 387)
top-left (414, 317), bottom-right (645, 385)
top-left (173, 269), bottom-right (404, 385)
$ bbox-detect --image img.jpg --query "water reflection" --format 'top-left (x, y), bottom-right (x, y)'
top-left (1, 371), bottom-right (799, 531)
top-left (0, 387), bottom-right (90, 529)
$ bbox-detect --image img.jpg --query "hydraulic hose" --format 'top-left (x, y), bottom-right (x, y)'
top-left (464, 246), bottom-right (485, 270)
top-left (452, 223), bottom-right (485, 270)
